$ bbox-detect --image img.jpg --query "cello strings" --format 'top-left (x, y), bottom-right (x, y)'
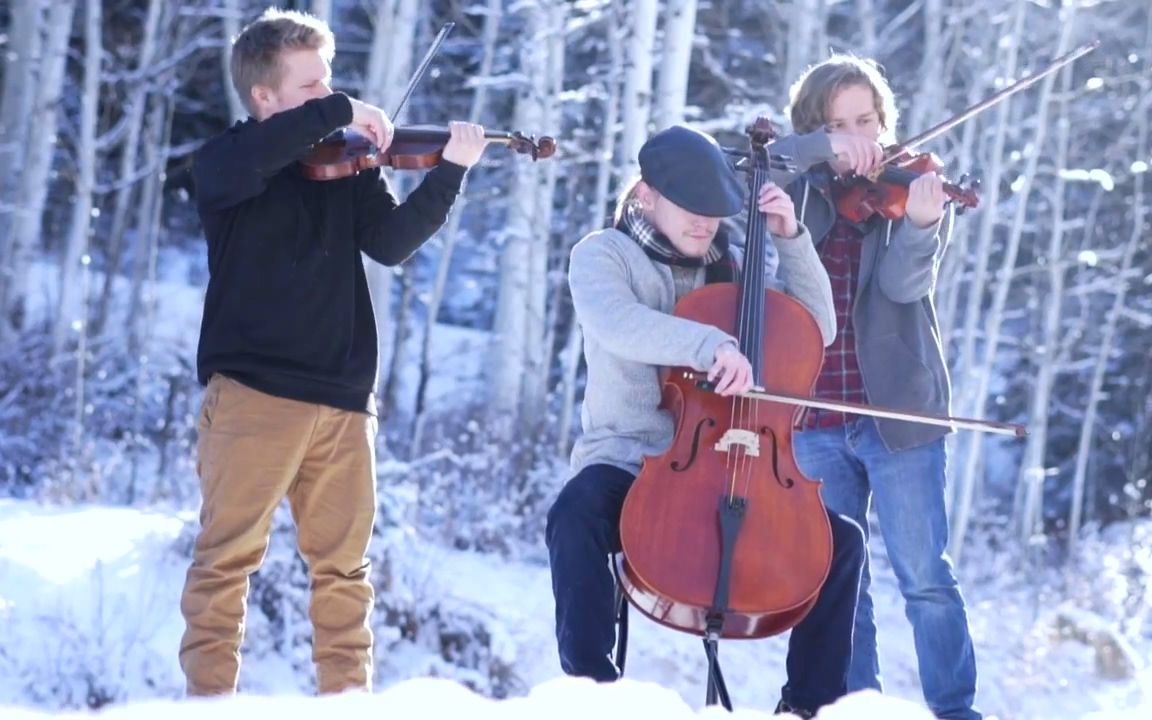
top-left (742, 160), bottom-right (771, 501)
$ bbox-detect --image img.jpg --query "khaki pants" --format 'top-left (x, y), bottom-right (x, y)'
top-left (179, 375), bottom-right (378, 696)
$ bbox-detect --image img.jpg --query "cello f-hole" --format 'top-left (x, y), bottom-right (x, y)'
top-left (671, 417), bottom-right (716, 472)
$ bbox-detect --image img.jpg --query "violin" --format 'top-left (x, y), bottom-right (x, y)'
top-left (831, 149), bottom-right (980, 223)
top-left (830, 40), bottom-right (1100, 224)
top-left (299, 22), bottom-right (556, 181)
top-left (299, 126), bottom-right (557, 181)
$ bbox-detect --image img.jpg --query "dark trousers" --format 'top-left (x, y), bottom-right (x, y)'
top-left (545, 463), bottom-right (865, 712)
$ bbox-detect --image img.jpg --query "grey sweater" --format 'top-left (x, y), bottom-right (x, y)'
top-left (568, 227), bottom-right (835, 475)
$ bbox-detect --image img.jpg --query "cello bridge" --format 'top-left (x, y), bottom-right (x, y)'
top-left (714, 429), bottom-right (759, 457)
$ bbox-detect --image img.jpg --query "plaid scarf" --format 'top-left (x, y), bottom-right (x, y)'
top-left (617, 202), bottom-right (737, 282)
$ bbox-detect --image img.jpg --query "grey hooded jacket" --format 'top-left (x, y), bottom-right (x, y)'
top-left (780, 134), bottom-right (955, 451)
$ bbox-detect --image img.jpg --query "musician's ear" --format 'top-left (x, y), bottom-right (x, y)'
top-left (249, 84), bottom-right (274, 120)
top-left (634, 181), bottom-right (657, 210)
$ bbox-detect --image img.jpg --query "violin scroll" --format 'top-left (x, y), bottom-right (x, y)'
top-left (507, 131), bottom-right (557, 161)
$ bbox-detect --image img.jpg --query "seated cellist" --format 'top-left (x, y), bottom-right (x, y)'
top-left (545, 124), bottom-right (866, 718)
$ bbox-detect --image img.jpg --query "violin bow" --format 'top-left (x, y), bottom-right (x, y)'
top-left (683, 371), bottom-right (1027, 437)
top-left (389, 22), bottom-right (455, 122)
top-left (882, 40), bottom-right (1100, 167)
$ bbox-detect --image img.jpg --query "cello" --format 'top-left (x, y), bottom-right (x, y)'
top-left (615, 118), bottom-right (1027, 709)
top-left (617, 118), bottom-right (833, 707)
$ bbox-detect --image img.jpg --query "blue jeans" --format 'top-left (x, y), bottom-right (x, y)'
top-left (794, 418), bottom-right (981, 720)
top-left (545, 463), bottom-right (865, 713)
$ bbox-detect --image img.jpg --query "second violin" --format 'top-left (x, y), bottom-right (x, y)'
top-left (300, 125), bottom-right (557, 180)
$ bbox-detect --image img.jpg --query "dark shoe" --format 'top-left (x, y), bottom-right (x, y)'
top-left (774, 699), bottom-right (815, 718)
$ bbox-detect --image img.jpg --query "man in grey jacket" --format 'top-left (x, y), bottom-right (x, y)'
top-left (546, 125), bottom-right (865, 719)
top-left (781, 55), bottom-right (982, 720)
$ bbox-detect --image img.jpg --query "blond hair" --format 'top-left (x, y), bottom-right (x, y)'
top-left (612, 177), bottom-right (644, 225)
top-left (230, 8), bottom-right (335, 116)
top-left (787, 54), bottom-right (899, 143)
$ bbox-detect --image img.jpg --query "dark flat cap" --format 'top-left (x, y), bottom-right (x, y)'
top-left (638, 125), bottom-right (744, 217)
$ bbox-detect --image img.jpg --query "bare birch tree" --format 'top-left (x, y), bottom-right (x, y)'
top-left (363, 0), bottom-right (419, 404)
top-left (784, 0), bottom-right (825, 90)
top-left (0, 0), bottom-right (76, 344)
top-left (951, 2), bottom-right (1074, 564)
top-left (0, 2), bottom-right (43, 268)
top-left (557, 10), bottom-right (626, 457)
top-left (487, 0), bottom-right (560, 437)
top-left (1014, 44), bottom-right (1077, 548)
top-left (221, 0), bottom-right (247, 123)
top-left (619, 0), bottom-right (658, 179)
top-left (54, 0), bottom-right (103, 356)
top-left (311, 0), bottom-right (332, 25)
top-left (410, 0), bottom-right (504, 456)
top-left (652, 0), bottom-right (697, 130)
top-left (92, 0), bottom-right (164, 336)
top-left (1068, 14), bottom-right (1151, 554)
top-left (907, 0), bottom-right (946, 136)
top-left (946, 1), bottom-right (1025, 526)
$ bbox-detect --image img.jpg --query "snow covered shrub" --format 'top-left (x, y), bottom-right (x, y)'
top-left (376, 596), bottom-right (524, 699)
top-left (377, 446), bottom-right (564, 557)
top-left (0, 333), bottom-right (200, 505)
top-left (1047, 521), bottom-right (1152, 679)
top-left (0, 559), bottom-right (181, 708)
top-left (377, 405), bottom-right (567, 557)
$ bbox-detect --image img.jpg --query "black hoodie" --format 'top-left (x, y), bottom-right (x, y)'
top-left (192, 92), bottom-right (465, 413)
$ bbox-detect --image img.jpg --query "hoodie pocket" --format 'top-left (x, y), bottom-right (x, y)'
top-left (859, 333), bottom-right (938, 410)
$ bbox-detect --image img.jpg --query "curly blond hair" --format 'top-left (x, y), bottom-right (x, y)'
top-left (787, 54), bottom-right (899, 143)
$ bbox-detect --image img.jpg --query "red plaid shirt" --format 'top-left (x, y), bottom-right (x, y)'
top-left (803, 218), bottom-right (868, 429)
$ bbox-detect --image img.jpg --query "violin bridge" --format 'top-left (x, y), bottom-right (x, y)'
top-left (714, 429), bottom-right (760, 457)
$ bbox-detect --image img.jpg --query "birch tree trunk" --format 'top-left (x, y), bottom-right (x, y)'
top-left (557, 13), bottom-right (626, 457)
top-left (0, 2), bottom-right (42, 271)
top-left (1069, 13), bottom-right (1150, 554)
top-left (784, 0), bottom-right (824, 93)
top-left (93, 0), bottom-right (163, 336)
top-left (127, 96), bottom-right (174, 355)
top-left (311, 0), bottom-right (332, 24)
top-left (529, 3), bottom-right (568, 419)
top-left (935, 6), bottom-right (993, 345)
top-left (652, 0), bottom-right (697, 130)
top-left (364, 0), bottom-right (418, 404)
top-left (221, 0), bottom-right (246, 123)
top-left (487, 0), bottom-right (554, 436)
top-left (946, 3), bottom-right (1024, 516)
top-left (951, 1), bottom-right (1072, 564)
top-left (908, 0), bottom-right (945, 136)
top-left (619, 0), bottom-right (658, 180)
top-left (856, 0), bottom-right (877, 56)
top-left (0, 0), bottom-right (76, 343)
top-left (952, 2), bottom-right (1024, 413)
top-left (363, 0), bottom-right (398, 107)
top-left (1014, 43), bottom-right (1076, 548)
top-left (54, 0), bottom-right (102, 356)
top-left (411, 0), bottom-right (503, 456)
top-left (936, 71), bottom-right (986, 346)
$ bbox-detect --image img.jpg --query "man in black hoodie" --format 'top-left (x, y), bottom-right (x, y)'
top-left (179, 8), bottom-right (487, 697)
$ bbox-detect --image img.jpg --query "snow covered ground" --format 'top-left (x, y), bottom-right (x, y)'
top-left (0, 498), bottom-right (1148, 719)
